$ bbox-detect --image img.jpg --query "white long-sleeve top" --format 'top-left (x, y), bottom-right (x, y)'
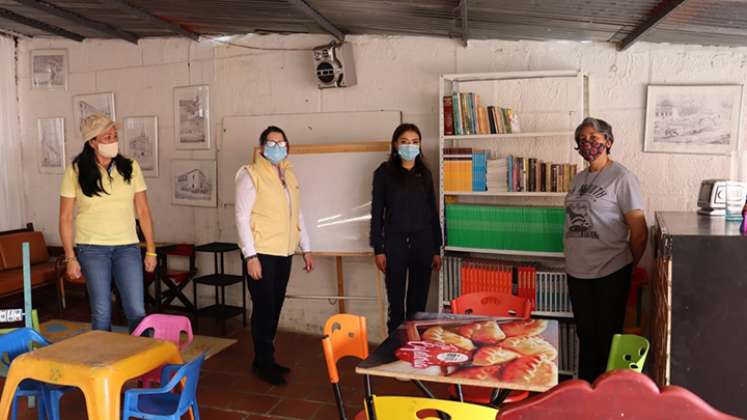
top-left (234, 168), bottom-right (311, 257)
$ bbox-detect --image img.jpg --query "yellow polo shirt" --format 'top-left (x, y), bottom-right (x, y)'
top-left (60, 160), bottom-right (147, 245)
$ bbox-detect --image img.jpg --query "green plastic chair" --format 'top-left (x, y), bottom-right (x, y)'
top-left (606, 333), bottom-right (650, 372)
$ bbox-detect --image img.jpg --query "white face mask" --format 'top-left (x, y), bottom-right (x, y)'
top-left (97, 141), bottom-right (119, 158)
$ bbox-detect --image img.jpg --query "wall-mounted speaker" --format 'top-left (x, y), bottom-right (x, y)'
top-left (312, 42), bottom-right (357, 89)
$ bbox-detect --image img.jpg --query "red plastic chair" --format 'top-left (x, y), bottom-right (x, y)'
top-left (132, 314), bottom-right (194, 388)
top-left (497, 370), bottom-right (739, 420)
top-left (625, 268), bottom-right (648, 334)
top-left (449, 292), bottom-right (533, 405)
top-left (450, 291), bottom-right (532, 319)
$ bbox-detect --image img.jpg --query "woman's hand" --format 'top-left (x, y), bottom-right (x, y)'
top-left (303, 253), bottom-right (314, 272)
top-left (432, 255), bottom-right (442, 272)
top-left (66, 259), bottom-right (82, 280)
top-left (247, 257), bottom-right (262, 280)
top-left (144, 254), bottom-right (157, 273)
top-left (375, 254), bottom-right (386, 273)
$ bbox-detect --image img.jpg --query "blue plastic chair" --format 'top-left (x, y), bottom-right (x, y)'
top-left (0, 328), bottom-right (73, 420)
top-left (122, 353), bottom-right (205, 420)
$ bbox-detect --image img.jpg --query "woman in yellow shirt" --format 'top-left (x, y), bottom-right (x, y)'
top-left (59, 113), bottom-right (157, 332)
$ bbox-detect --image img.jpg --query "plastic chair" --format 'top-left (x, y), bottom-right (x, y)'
top-left (122, 353), bottom-right (205, 420)
top-left (624, 268), bottom-right (648, 334)
top-left (132, 314), bottom-right (194, 387)
top-left (321, 314), bottom-right (369, 420)
top-left (606, 334), bottom-right (649, 373)
top-left (0, 328), bottom-right (72, 420)
top-left (449, 292), bottom-right (532, 405)
top-left (450, 292), bottom-right (532, 319)
top-left (366, 395), bottom-right (498, 420)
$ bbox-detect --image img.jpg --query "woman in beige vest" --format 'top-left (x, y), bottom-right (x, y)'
top-left (234, 126), bottom-right (314, 386)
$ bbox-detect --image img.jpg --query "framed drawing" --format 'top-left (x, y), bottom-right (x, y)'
top-left (174, 85), bottom-right (210, 150)
top-left (644, 85), bottom-right (743, 155)
top-left (73, 92), bottom-right (116, 135)
top-left (171, 159), bottom-right (217, 207)
top-left (31, 49), bottom-right (67, 91)
top-left (37, 117), bottom-right (65, 174)
top-left (123, 116), bottom-right (158, 177)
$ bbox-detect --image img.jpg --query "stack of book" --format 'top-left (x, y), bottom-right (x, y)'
top-left (443, 148), bottom-right (473, 192)
top-left (506, 156), bottom-right (577, 193)
top-left (486, 159), bottom-right (508, 192)
top-left (443, 92), bottom-right (521, 136)
top-left (460, 258), bottom-right (513, 295)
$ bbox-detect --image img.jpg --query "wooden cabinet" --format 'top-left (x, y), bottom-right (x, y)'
top-left (652, 211), bottom-right (746, 418)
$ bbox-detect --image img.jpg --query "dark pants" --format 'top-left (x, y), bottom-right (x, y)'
top-left (567, 264), bottom-right (633, 383)
top-left (384, 231), bottom-right (434, 335)
top-left (247, 254), bottom-right (292, 366)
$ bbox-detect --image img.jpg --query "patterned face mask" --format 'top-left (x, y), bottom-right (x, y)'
top-left (577, 138), bottom-right (608, 162)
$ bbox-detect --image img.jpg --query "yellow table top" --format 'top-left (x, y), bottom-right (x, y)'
top-left (26, 330), bottom-right (174, 368)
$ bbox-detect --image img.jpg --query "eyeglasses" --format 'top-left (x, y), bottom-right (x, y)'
top-left (97, 132), bottom-right (118, 143)
top-left (265, 140), bottom-right (287, 148)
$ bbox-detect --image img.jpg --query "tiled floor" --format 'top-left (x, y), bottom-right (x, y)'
top-left (1, 284), bottom-right (451, 419)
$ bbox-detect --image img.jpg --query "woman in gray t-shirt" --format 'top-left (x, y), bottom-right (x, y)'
top-left (564, 117), bottom-right (648, 382)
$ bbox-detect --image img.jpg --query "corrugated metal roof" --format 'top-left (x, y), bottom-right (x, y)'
top-left (0, 0), bottom-right (746, 48)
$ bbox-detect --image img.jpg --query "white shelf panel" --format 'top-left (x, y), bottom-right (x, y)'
top-left (532, 311), bottom-right (574, 319)
top-left (442, 70), bottom-right (580, 82)
top-left (445, 191), bottom-right (567, 197)
top-left (445, 246), bottom-right (565, 258)
top-left (443, 131), bottom-right (573, 140)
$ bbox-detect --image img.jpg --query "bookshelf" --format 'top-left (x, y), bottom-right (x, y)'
top-left (438, 69), bottom-right (587, 379)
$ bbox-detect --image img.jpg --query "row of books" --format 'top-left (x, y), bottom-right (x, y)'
top-left (506, 156), bottom-right (577, 193)
top-left (443, 93), bottom-right (521, 136)
top-left (443, 148), bottom-right (474, 192)
top-left (559, 322), bottom-right (579, 375)
top-left (442, 256), bottom-right (572, 314)
top-left (459, 258), bottom-right (513, 295)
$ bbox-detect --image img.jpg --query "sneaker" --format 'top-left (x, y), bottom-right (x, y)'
top-left (252, 363), bottom-right (287, 386)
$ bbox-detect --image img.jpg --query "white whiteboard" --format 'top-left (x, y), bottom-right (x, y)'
top-left (219, 111), bottom-right (401, 253)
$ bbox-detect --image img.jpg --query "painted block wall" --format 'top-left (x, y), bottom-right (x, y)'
top-left (12, 33), bottom-right (747, 338)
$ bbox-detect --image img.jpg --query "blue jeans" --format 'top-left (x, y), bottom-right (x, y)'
top-left (76, 244), bottom-right (146, 332)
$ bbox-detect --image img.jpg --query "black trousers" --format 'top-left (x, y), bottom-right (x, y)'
top-left (247, 253), bottom-right (292, 366)
top-left (567, 264), bottom-right (632, 383)
top-left (384, 231), bottom-right (434, 335)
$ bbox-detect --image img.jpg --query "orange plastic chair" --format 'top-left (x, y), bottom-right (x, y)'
top-left (449, 292), bottom-right (532, 405)
top-left (450, 291), bottom-right (532, 319)
top-left (321, 314), bottom-right (369, 420)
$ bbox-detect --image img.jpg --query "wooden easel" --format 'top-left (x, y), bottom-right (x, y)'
top-left (286, 252), bottom-right (387, 341)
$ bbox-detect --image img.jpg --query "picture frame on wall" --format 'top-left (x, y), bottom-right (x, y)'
top-left (37, 117), bottom-right (65, 174)
top-left (31, 49), bottom-right (67, 91)
top-left (644, 84), bottom-right (743, 155)
top-left (174, 85), bottom-right (210, 150)
top-left (123, 116), bottom-right (159, 177)
top-left (171, 159), bottom-right (217, 207)
top-left (72, 92), bottom-right (116, 136)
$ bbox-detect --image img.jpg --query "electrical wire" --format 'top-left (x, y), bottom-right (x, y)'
top-left (203, 35), bottom-right (332, 51)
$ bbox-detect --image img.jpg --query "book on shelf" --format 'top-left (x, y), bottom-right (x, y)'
top-left (443, 91), bottom-right (521, 135)
top-left (443, 96), bottom-right (454, 136)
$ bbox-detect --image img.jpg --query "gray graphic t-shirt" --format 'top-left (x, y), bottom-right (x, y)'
top-left (563, 161), bottom-right (644, 279)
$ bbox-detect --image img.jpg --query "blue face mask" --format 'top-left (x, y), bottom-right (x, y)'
top-left (398, 144), bottom-right (420, 162)
top-left (263, 144), bottom-right (287, 164)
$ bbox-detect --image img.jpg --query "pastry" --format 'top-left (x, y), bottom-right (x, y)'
top-left (472, 345), bottom-right (520, 366)
top-left (449, 365), bottom-right (503, 381)
top-left (422, 326), bottom-right (475, 352)
top-left (499, 336), bottom-right (557, 361)
top-left (500, 319), bottom-right (548, 337)
top-left (497, 355), bottom-right (557, 387)
top-left (454, 320), bottom-right (506, 344)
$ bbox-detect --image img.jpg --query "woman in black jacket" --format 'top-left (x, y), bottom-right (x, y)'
top-left (370, 123), bottom-right (443, 334)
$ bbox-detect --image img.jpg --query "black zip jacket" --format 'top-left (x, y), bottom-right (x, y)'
top-left (369, 161), bottom-right (443, 255)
